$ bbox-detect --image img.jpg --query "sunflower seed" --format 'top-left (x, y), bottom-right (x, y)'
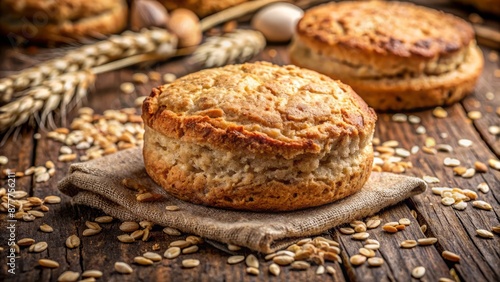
top-left (269, 263), bottom-right (280, 276)
top-left (183, 259), bottom-right (200, 268)
top-left (186, 235), bottom-right (203, 245)
top-left (115, 262), bottom-right (133, 274)
top-left (164, 247), bottom-right (181, 259)
top-left (94, 216), bottom-right (113, 223)
top-left (291, 261), bottom-right (310, 270)
top-left (81, 270), bottom-right (103, 278)
top-left (246, 267), bottom-right (259, 275)
top-left (225, 243), bottom-right (241, 251)
top-left (39, 223), bottom-right (53, 233)
top-left (442, 251), bottom-right (460, 262)
top-left (163, 227), bottom-right (181, 236)
top-left (441, 197), bottom-right (455, 206)
top-left (366, 219), bottom-right (381, 229)
top-left (452, 201), bottom-right (467, 211)
top-left (273, 255), bottom-right (294, 265)
top-left (119, 221), bottom-right (139, 232)
top-left (316, 265), bottom-right (325, 275)
top-left (57, 271), bottom-right (80, 281)
top-left (83, 228), bottom-right (101, 237)
top-left (165, 205), bottom-right (180, 211)
top-left (423, 176), bottom-right (440, 183)
top-left (350, 254), bottom-right (367, 266)
top-left (476, 229), bottom-right (494, 239)
top-left (66, 235), bottom-right (80, 249)
top-left (364, 244), bottom-right (380, 250)
top-left (488, 159), bottom-right (500, 170)
top-left (18, 238), bottom-right (35, 246)
top-left (458, 139), bottom-right (473, 147)
top-left (169, 240), bottom-right (190, 248)
top-left (477, 182), bottom-right (489, 193)
top-left (366, 257), bottom-right (383, 267)
top-left (143, 252), bottom-right (162, 262)
top-left (412, 266), bottom-right (426, 279)
top-left (182, 245), bottom-right (199, 254)
top-left (339, 227), bottom-right (355, 235)
top-left (352, 232), bottom-right (369, 240)
top-left (443, 158), bottom-right (461, 167)
top-left (400, 240), bottom-right (417, 248)
top-left (359, 248), bottom-right (376, 257)
top-left (32, 241), bottom-right (48, 252)
top-left (39, 259), bottom-right (59, 268)
top-left (227, 255), bottom-right (245, 264)
top-left (383, 225), bottom-right (398, 233)
top-left (276, 250), bottom-right (295, 257)
top-left (472, 200), bottom-right (492, 211)
top-left (354, 224), bottom-right (367, 233)
top-left (130, 230), bottom-right (144, 240)
top-left (433, 107), bottom-right (448, 118)
top-left (436, 144), bottom-right (453, 152)
top-left (245, 254), bottom-right (259, 268)
top-left (116, 234), bottom-right (134, 243)
top-left (417, 237), bottom-right (438, 246)
top-left (134, 256), bottom-right (154, 266)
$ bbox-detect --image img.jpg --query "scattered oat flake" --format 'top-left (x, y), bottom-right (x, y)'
top-left (433, 107), bottom-right (448, 118)
top-left (423, 176), bottom-right (440, 183)
top-left (458, 139), bottom-right (472, 147)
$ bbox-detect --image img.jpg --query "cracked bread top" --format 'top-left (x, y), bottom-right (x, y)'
top-left (295, 1), bottom-right (475, 76)
top-left (142, 62), bottom-right (376, 159)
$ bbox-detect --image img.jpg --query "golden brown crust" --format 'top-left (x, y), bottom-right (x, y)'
top-left (142, 62), bottom-right (376, 211)
top-left (295, 1), bottom-right (475, 78)
top-left (0, 2), bottom-right (128, 43)
top-left (291, 1), bottom-right (483, 111)
top-left (0, 0), bottom-right (120, 22)
top-left (142, 62), bottom-right (376, 159)
top-left (159, 0), bottom-right (249, 17)
top-left (290, 42), bottom-right (483, 111)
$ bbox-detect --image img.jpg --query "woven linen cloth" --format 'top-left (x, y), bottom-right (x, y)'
top-left (58, 147), bottom-right (426, 254)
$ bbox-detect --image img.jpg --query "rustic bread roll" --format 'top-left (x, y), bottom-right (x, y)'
top-left (159, 0), bottom-right (249, 17)
top-left (0, 0), bottom-right (127, 43)
top-left (290, 1), bottom-right (484, 111)
top-left (142, 62), bottom-right (376, 211)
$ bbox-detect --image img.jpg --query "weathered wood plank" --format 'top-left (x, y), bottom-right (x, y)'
top-left (461, 46), bottom-right (500, 158)
top-left (336, 204), bottom-right (452, 281)
top-left (375, 104), bottom-right (500, 281)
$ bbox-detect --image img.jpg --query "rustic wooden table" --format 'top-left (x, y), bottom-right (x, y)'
top-left (0, 1), bottom-right (499, 281)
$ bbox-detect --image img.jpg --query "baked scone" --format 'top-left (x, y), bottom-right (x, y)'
top-left (290, 1), bottom-right (484, 111)
top-left (142, 62), bottom-right (376, 211)
top-left (159, 0), bottom-right (249, 17)
top-left (0, 0), bottom-right (127, 43)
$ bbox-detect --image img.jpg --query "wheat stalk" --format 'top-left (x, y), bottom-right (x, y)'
top-left (0, 28), bottom-right (177, 103)
top-left (0, 71), bottom-right (95, 134)
top-left (192, 29), bottom-right (266, 68)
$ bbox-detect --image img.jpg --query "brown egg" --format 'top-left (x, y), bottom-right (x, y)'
top-left (166, 8), bottom-right (202, 48)
top-left (131, 0), bottom-right (169, 31)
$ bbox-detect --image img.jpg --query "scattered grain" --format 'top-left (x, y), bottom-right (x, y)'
top-left (412, 266), bottom-right (426, 279)
top-left (400, 240), bottom-right (417, 248)
top-left (39, 259), bottom-right (59, 268)
top-left (476, 229), bottom-right (494, 239)
top-left (164, 247), bottom-right (181, 259)
top-left (81, 270), bottom-right (103, 278)
top-left (120, 82), bottom-right (135, 94)
top-left (57, 271), bottom-right (80, 282)
top-left (339, 227), bottom-right (355, 235)
top-left (442, 251), bottom-right (460, 262)
top-left (115, 262), bottom-right (133, 274)
top-left (95, 216), bottom-right (113, 223)
top-left (291, 261), bottom-right (310, 270)
top-left (350, 254), bottom-right (366, 266)
top-left (246, 267), bottom-right (259, 275)
top-left (472, 200), bottom-right (493, 211)
top-left (352, 232), bottom-right (370, 240)
top-left (246, 254), bottom-right (259, 268)
top-left (458, 139), bottom-right (473, 147)
top-left (40, 223), bottom-right (53, 233)
top-left (182, 245), bottom-right (199, 254)
top-left (417, 237), bottom-right (438, 246)
top-left (273, 255), bottom-right (294, 266)
top-left (488, 159), bottom-right (500, 170)
top-left (117, 234), bottom-right (135, 243)
top-left (433, 107), bottom-right (448, 118)
top-left (367, 257), bottom-right (384, 267)
top-left (227, 255), bottom-right (245, 264)
top-left (423, 176), bottom-right (440, 183)
top-left (134, 256), bottom-right (154, 266)
top-left (269, 263), bottom-right (280, 276)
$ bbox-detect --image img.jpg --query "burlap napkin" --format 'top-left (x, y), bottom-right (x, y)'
top-left (58, 147), bottom-right (426, 254)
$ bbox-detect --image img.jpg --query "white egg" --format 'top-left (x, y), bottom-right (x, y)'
top-left (251, 3), bottom-right (304, 42)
